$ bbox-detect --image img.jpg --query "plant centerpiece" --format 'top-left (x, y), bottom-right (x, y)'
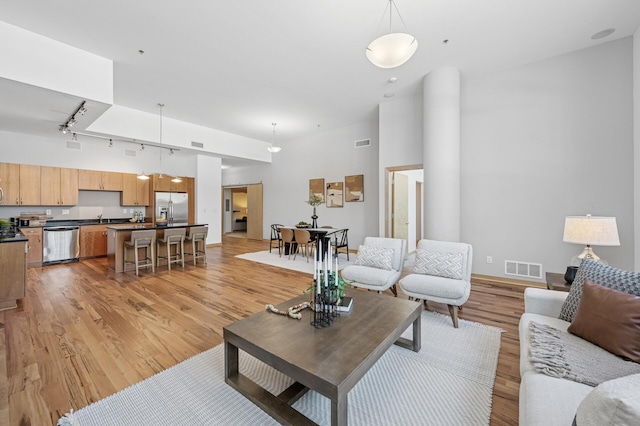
top-left (296, 221), bottom-right (310, 228)
top-left (306, 193), bottom-right (324, 228)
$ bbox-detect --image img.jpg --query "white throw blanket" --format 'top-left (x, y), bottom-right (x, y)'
top-left (528, 322), bottom-right (640, 387)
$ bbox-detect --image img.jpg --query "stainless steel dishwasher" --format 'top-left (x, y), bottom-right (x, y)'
top-left (43, 226), bottom-right (80, 265)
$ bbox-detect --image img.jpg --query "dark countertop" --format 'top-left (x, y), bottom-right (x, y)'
top-left (0, 234), bottom-right (28, 244)
top-left (45, 218), bottom-right (138, 227)
top-left (105, 223), bottom-right (207, 231)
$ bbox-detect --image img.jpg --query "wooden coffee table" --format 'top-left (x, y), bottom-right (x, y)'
top-left (224, 290), bottom-right (422, 426)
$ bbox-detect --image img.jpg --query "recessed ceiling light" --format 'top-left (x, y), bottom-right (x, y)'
top-left (388, 77), bottom-right (398, 84)
top-left (383, 93), bottom-right (395, 98)
top-left (442, 39), bottom-right (450, 44)
top-left (591, 28), bottom-right (615, 40)
top-left (138, 49), bottom-right (145, 55)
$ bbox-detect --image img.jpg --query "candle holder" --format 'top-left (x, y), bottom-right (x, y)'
top-left (310, 273), bottom-right (340, 328)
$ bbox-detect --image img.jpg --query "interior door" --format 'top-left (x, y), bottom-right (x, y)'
top-left (392, 172), bottom-right (409, 244)
top-left (246, 183), bottom-right (263, 241)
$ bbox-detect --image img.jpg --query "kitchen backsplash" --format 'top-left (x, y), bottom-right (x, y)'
top-left (0, 191), bottom-right (146, 221)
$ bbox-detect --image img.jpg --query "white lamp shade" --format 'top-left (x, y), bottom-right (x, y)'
top-left (563, 215), bottom-right (620, 246)
top-left (366, 32), bottom-right (418, 68)
top-left (267, 145), bottom-right (282, 153)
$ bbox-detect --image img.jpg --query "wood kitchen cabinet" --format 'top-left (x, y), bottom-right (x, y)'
top-left (80, 225), bottom-right (108, 258)
top-left (0, 163), bottom-right (41, 205)
top-left (0, 162), bottom-right (19, 205)
top-left (153, 174), bottom-right (188, 193)
top-left (20, 227), bottom-right (43, 267)
top-left (121, 173), bottom-right (150, 206)
top-left (40, 166), bottom-right (79, 206)
top-left (78, 170), bottom-right (123, 191)
top-left (0, 240), bottom-right (27, 311)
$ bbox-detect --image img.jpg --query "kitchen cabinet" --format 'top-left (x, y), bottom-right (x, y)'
top-left (80, 225), bottom-right (108, 258)
top-left (0, 163), bottom-right (41, 205)
top-left (78, 170), bottom-right (123, 191)
top-left (40, 166), bottom-right (79, 205)
top-left (153, 174), bottom-right (188, 193)
top-left (121, 173), bottom-right (150, 206)
top-left (0, 162), bottom-right (19, 205)
top-left (0, 240), bottom-right (26, 311)
top-left (20, 227), bottom-right (43, 267)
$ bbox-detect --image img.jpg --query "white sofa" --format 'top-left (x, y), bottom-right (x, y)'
top-left (519, 287), bottom-right (595, 426)
top-left (519, 288), bottom-right (640, 426)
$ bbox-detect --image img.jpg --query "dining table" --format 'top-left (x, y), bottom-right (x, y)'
top-left (279, 226), bottom-right (338, 259)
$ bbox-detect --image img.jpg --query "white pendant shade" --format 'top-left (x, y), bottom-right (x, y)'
top-left (267, 146), bottom-right (282, 153)
top-left (366, 32), bottom-right (418, 68)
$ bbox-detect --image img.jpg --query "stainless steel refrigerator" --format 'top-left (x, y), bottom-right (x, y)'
top-left (155, 192), bottom-right (189, 223)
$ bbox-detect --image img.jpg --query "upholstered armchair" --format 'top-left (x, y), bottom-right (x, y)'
top-left (398, 239), bottom-right (473, 328)
top-left (340, 237), bottom-right (406, 296)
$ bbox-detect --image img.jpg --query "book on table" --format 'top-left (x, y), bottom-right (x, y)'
top-left (337, 296), bottom-right (353, 312)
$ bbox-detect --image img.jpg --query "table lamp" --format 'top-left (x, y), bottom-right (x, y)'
top-left (563, 214), bottom-right (620, 266)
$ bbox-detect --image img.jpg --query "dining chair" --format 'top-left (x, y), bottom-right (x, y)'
top-left (280, 228), bottom-right (295, 259)
top-left (293, 229), bottom-right (315, 262)
top-left (270, 224), bottom-right (284, 255)
top-left (330, 228), bottom-right (350, 261)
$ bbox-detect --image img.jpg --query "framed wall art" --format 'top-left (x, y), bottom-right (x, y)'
top-left (309, 178), bottom-right (325, 203)
top-left (345, 174), bottom-right (364, 202)
top-left (326, 182), bottom-right (343, 207)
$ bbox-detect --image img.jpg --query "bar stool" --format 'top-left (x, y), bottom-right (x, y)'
top-left (185, 226), bottom-right (208, 265)
top-left (156, 228), bottom-right (185, 270)
top-left (123, 230), bottom-right (156, 275)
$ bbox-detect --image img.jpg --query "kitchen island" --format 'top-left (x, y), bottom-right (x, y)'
top-left (106, 223), bottom-right (208, 273)
top-left (0, 233), bottom-right (28, 311)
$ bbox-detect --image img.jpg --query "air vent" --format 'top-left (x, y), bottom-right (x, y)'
top-left (124, 149), bottom-right (137, 157)
top-left (354, 139), bottom-right (371, 148)
top-left (66, 141), bottom-right (81, 150)
top-left (505, 260), bottom-right (542, 279)
top-left (191, 141), bottom-right (204, 149)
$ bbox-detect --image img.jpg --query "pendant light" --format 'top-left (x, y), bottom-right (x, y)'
top-left (366, 0), bottom-right (418, 69)
top-left (267, 122), bottom-right (282, 153)
top-left (157, 103), bottom-right (165, 179)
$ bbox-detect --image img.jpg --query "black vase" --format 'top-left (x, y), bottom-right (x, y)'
top-left (564, 266), bottom-right (579, 284)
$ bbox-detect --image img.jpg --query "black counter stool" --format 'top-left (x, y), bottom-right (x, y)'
top-left (156, 228), bottom-right (186, 270)
top-left (185, 226), bottom-right (208, 265)
top-left (123, 230), bottom-right (156, 275)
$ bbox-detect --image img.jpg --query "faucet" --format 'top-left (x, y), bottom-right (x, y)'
top-left (98, 214), bottom-right (103, 224)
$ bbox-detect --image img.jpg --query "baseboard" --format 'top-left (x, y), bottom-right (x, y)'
top-left (471, 273), bottom-right (546, 289)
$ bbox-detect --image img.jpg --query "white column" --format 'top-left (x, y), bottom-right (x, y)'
top-left (196, 155), bottom-right (222, 245)
top-left (422, 67), bottom-right (461, 242)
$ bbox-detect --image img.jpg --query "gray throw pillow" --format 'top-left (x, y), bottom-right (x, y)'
top-left (354, 245), bottom-right (394, 270)
top-left (413, 249), bottom-right (463, 280)
top-left (559, 259), bottom-right (640, 322)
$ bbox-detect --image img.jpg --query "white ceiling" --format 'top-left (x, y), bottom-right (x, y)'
top-left (1, 0), bottom-right (639, 147)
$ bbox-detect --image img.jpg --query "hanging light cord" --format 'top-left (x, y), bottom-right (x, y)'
top-left (372, 0), bottom-right (412, 36)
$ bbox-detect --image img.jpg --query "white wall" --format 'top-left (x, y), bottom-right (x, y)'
top-left (379, 37), bottom-right (635, 279)
top-left (222, 121), bottom-right (379, 248)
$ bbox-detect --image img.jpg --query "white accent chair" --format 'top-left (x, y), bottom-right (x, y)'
top-left (340, 237), bottom-right (406, 296)
top-left (399, 239), bottom-right (473, 328)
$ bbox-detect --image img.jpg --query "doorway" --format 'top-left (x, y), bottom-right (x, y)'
top-left (222, 183), bottom-right (263, 241)
top-left (385, 165), bottom-right (423, 254)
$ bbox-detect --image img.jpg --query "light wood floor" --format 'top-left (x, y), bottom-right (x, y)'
top-left (0, 236), bottom-right (523, 426)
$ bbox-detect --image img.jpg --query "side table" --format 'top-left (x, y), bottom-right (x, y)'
top-left (545, 272), bottom-right (572, 292)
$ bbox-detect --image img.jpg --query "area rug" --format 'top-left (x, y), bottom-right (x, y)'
top-left (236, 250), bottom-right (353, 275)
top-left (58, 311), bottom-right (503, 426)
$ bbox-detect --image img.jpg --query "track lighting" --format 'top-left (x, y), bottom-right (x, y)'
top-left (58, 100), bottom-right (87, 133)
top-left (169, 149), bottom-right (174, 155)
top-left (108, 139), bottom-right (113, 148)
top-left (140, 144), bottom-right (145, 151)
top-left (72, 133), bottom-right (77, 141)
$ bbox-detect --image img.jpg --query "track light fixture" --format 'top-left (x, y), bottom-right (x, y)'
top-left (72, 133), bottom-right (77, 141)
top-left (59, 100), bottom-right (87, 134)
top-left (108, 139), bottom-right (113, 148)
top-left (140, 144), bottom-right (145, 151)
top-left (169, 149), bottom-right (174, 155)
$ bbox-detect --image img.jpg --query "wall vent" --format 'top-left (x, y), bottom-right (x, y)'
top-left (124, 149), bottom-right (137, 157)
top-left (66, 141), bottom-right (81, 150)
top-left (191, 141), bottom-right (204, 149)
top-left (505, 260), bottom-right (542, 279)
top-left (354, 138), bottom-right (371, 148)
